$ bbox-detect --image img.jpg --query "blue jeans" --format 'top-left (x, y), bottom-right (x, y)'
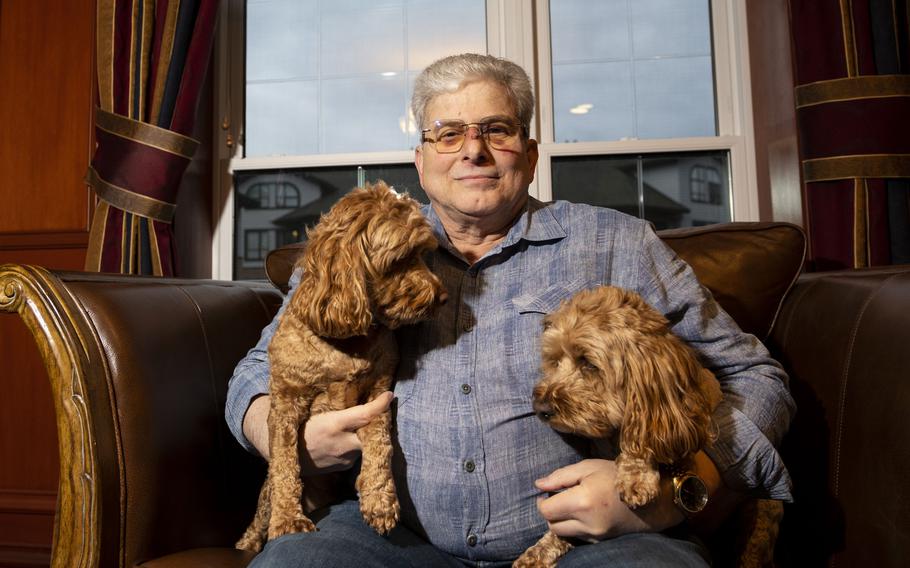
top-left (249, 500), bottom-right (711, 567)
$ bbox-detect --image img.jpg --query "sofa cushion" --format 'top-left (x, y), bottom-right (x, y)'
top-left (658, 222), bottom-right (806, 339)
top-left (266, 222), bottom-right (806, 340)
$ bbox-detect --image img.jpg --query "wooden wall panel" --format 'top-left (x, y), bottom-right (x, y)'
top-left (0, 0), bottom-right (95, 233)
top-left (0, 0), bottom-right (95, 565)
top-left (0, 313), bottom-right (57, 568)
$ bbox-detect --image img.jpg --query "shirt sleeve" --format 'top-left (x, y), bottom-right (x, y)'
top-left (225, 268), bottom-right (302, 454)
top-left (636, 225), bottom-right (796, 501)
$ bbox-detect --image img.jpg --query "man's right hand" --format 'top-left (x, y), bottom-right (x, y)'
top-left (241, 391), bottom-right (395, 475)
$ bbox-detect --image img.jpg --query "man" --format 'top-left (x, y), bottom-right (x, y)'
top-left (227, 53), bottom-right (794, 567)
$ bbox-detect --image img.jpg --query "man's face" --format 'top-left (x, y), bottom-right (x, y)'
top-left (414, 80), bottom-right (538, 227)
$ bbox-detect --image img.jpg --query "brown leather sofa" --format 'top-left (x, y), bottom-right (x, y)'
top-left (1, 221), bottom-right (907, 568)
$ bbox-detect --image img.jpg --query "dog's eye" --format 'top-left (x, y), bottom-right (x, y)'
top-left (386, 256), bottom-right (414, 274)
top-left (578, 357), bottom-right (597, 372)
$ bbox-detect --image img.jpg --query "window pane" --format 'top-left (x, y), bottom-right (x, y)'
top-left (553, 62), bottom-right (634, 143)
top-left (551, 151), bottom-right (730, 230)
top-left (407, 0), bottom-right (487, 71)
top-left (322, 75), bottom-right (409, 153)
top-left (246, 80), bottom-right (319, 156)
top-left (634, 56), bottom-right (715, 139)
top-left (245, 0), bottom-right (485, 157)
top-left (550, 0), bottom-right (716, 142)
top-left (233, 164), bottom-right (422, 280)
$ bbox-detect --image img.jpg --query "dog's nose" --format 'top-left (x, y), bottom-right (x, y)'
top-left (533, 400), bottom-right (554, 422)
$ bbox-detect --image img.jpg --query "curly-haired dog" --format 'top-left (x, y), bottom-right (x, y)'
top-left (515, 285), bottom-right (784, 567)
top-left (236, 181), bottom-right (447, 552)
top-left (514, 285), bottom-right (726, 567)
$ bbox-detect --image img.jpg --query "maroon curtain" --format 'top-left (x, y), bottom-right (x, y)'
top-left (790, 0), bottom-right (910, 270)
top-left (85, 0), bottom-right (219, 276)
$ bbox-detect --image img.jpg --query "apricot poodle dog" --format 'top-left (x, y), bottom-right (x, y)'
top-left (514, 285), bottom-right (783, 567)
top-left (236, 181), bottom-right (447, 552)
top-left (514, 285), bottom-right (723, 567)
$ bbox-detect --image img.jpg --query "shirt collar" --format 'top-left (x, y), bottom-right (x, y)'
top-left (421, 196), bottom-right (567, 262)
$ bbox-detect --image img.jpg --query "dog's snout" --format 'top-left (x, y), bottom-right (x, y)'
top-left (533, 400), bottom-right (555, 422)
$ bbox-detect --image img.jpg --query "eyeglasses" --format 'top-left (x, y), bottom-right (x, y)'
top-left (421, 119), bottom-right (526, 153)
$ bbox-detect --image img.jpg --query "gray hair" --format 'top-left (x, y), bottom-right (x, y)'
top-left (411, 53), bottom-right (534, 134)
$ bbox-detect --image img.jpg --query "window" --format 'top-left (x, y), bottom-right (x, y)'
top-left (244, 229), bottom-right (273, 262)
top-left (690, 165), bottom-right (724, 205)
top-left (244, 181), bottom-right (302, 209)
top-left (214, 0), bottom-right (757, 279)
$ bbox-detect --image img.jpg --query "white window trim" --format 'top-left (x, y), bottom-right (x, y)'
top-left (211, 0), bottom-right (758, 280)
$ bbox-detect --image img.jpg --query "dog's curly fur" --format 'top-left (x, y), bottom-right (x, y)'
top-left (235, 181), bottom-right (447, 552)
top-left (514, 285), bottom-right (781, 567)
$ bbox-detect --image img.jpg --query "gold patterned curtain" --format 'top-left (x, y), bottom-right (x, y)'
top-left (85, 0), bottom-right (219, 276)
top-left (790, 0), bottom-right (910, 270)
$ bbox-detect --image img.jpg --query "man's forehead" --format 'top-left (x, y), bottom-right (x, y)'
top-left (432, 114), bottom-right (517, 125)
top-left (425, 80), bottom-right (515, 112)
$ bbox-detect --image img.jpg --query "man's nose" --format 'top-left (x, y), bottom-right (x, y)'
top-left (461, 127), bottom-right (491, 160)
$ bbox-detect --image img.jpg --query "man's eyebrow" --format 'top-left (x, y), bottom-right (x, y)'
top-left (478, 114), bottom-right (518, 123)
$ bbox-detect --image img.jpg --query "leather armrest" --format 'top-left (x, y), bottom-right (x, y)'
top-left (0, 265), bottom-right (282, 567)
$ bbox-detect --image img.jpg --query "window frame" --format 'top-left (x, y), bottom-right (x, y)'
top-left (211, 0), bottom-right (758, 279)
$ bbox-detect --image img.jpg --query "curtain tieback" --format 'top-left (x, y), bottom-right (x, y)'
top-left (86, 109), bottom-right (201, 223)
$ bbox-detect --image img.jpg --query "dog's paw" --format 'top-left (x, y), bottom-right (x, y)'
top-left (268, 515), bottom-right (317, 541)
top-left (616, 469), bottom-right (661, 508)
top-left (358, 473), bottom-right (400, 534)
top-left (513, 550), bottom-right (557, 568)
top-left (513, 530), bottom-right (571, 568)
top-left (361, 494), bottom-right (400, 534)
top-left (235, 534), bottom-right (264, 553)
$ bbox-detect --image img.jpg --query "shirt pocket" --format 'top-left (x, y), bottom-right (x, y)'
top-left (510, 278), bottom-right (593, 315)
top-left (506, 279), bottom-right (594, 408)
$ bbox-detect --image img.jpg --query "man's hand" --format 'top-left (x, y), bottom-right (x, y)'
top-left (535, 451), bottom-right (733, 542)
top-left (241, 391), bottom-right (395, 475)
top-left (534, 459), bottom-right (685, 542)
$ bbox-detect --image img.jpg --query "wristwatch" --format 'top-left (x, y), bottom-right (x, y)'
top-left (665, 464), bottom-right (709, 514)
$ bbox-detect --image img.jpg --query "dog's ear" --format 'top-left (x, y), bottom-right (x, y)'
top-left (619, 335), bottom-right (716, 465)
top-left (294, 230), bottom-right (372, 338)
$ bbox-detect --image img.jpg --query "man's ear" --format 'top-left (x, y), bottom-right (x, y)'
top-left (414, 145), bottom-right (425, 187)
top-left (526, 138), bottom-right (539, 184)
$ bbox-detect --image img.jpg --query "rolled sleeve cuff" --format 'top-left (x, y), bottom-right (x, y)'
top-left (225, 268), bottom-right (302, 454)
top-left (226, 367), bottom-right (269, 454)
top-left (706, 401), bottom-right (794, 502)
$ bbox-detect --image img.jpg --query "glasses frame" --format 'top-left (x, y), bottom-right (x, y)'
top-left (421, 119), bottom-right (528, 153)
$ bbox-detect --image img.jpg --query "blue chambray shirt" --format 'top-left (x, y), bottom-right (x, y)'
top-left (226, 198), bottom-right (795, 563)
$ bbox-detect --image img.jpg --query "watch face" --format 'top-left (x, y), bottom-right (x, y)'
top-left (677, 475), bottom-right (708, 513)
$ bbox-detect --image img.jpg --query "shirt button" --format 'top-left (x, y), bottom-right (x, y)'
top-left (467, 534), bottom-right (478, 547)
top-left (461, 384), bottom-right (472, 394)
top-left (464, 460), bottom-right (476, 473)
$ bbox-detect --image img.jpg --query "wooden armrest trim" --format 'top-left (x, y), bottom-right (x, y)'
top-left (1, 264), bottom-right (105, 568)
